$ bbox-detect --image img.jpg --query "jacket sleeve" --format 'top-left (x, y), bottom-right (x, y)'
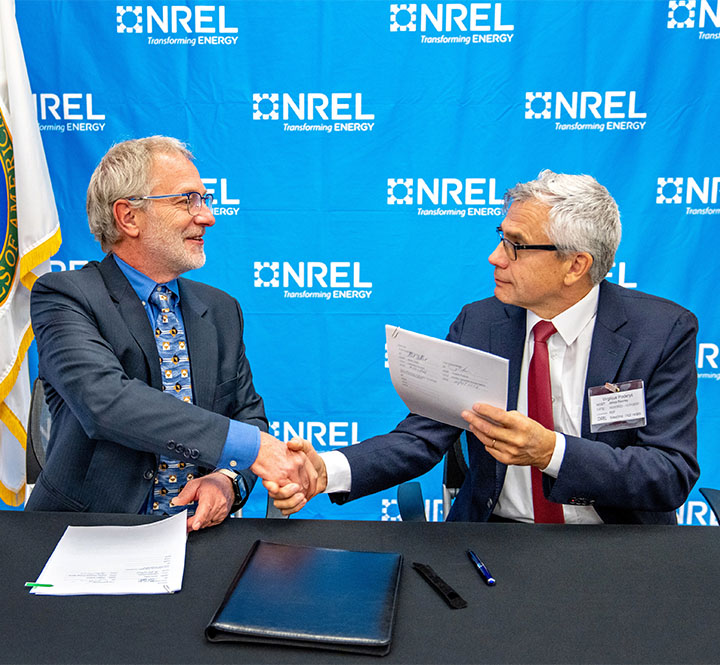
top-left (32, 271), bottom-right (244, 469)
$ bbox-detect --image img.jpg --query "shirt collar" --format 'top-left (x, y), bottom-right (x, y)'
top-left (112, 254), bottom-right (181, 304)
top-left (526, 283), bottom-right (600, 347)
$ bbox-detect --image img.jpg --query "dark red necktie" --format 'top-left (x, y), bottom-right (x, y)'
top-left (527, 320), bottom-right (565, 524)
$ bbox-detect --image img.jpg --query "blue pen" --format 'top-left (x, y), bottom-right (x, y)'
top-left (467, 549), bottom-right (496, 586)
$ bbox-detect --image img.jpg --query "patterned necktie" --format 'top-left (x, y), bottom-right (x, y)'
top-left (527, 320), bottom-right (565, 524)
top-left (147, 285), bottom-right (199, 515)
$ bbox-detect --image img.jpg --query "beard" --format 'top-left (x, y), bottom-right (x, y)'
top-left (142, 212), bottom-right (206, 277)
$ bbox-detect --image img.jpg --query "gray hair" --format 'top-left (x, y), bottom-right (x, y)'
top-left (504, 169), bottom-right (621, 285)
top-left (86, 136), bottom-right (194, 252)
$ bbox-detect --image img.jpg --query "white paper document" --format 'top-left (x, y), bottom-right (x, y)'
top-left (29, 511), bottom-right (187, 596)
top-left (386, 325), bottom-right (509, 430)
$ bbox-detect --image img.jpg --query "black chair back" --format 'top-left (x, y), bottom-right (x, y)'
top-left (26, 378), bottom-right (51, 484)
top-left (397, 437), bottom-right (468, 522)
top-left (699, 488), bottom-right (720, 523)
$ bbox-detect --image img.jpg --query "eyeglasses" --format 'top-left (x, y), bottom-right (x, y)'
top-left (496, 226), bottom-right (557, 261)
top-left (127, 191), bottom-right (214, 216)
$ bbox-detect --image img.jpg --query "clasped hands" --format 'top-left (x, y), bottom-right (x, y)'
top-left (266, 403), bottom-right (558, 516)
top-left (173, 431), bottom-right (325, 532)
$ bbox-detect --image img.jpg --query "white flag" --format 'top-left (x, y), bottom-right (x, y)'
top-left (0, 0), bottom-right (61, 506)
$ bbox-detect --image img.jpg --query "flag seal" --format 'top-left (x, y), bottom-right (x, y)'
top-left (0, 109), bottom-right (18, 308)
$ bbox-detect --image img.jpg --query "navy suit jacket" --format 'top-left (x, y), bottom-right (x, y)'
top-left (335, 281), bottom-right (699, 524)
top-left (26, 255), bottom-right (267, 514)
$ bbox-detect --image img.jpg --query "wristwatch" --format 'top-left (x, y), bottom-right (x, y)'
top-left (216, 468), bottom-right (248, 513)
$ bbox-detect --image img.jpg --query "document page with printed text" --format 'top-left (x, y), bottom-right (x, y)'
top-left (386, 325), bottom-right (508, 430)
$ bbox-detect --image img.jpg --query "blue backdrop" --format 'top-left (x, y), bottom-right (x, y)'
top-left (12, 0), bottom-right (720, 524)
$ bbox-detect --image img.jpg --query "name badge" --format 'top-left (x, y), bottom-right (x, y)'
top-left (588, 380), bottom-right (647, 433)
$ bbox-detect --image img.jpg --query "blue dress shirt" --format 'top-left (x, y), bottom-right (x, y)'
top-left (113, 255), bottom-right (261, 473)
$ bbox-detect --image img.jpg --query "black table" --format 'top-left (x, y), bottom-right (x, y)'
top-left (2, 511), bottom-right (719, 664)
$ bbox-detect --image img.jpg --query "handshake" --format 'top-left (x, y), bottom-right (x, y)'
top-left (254, 432), bottom-right (326, 516)
top-left (177, 403), bottom-right (503, 530)
top-left (174, 432), bottom-right (324, 532)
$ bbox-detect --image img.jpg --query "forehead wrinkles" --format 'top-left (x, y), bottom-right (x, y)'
top-left (503, 201), bottom-right (551, 242)
top-left (149, 153), bottom-right (200, 192)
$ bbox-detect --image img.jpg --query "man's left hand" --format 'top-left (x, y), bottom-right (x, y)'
top-left (461, 403), bottom-right (556, 469)
top-left (172, 472), bottom-right (235, 532)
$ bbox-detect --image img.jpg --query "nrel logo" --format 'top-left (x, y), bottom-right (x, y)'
top-left (387, 177), bottom-right (504, 218)
top-left (253, 261), bottom-right (373, 300)
top-left (381, 498), bottom-right (401, 521)
top-left (677, 499), bottom-right (719, 525)
top-left (604, 261), bottom-right (637, 289)
top-left (50, 260), bottom-right (89, 272)
top-left (390, 3), bottom-right (514, 45)
top-left (252, 93), bottom-right (375, 133)
top-left (33, 93), bottom-right (106, 133)
top-left (656, 177), bottom-right (720, 216)
top-left (525, 91), bottom-right (647, 132)
top-left (269, 421), bottom-right (360, 448)
top-left (697, 343), bottom-right (720, 381)
top-left (381, 496), bottom-right (444, 521)
top-left (116, 5), bottom-right (239, 46)
top-left (667, 0), bottom-right (720, 39)
top-left (201, 177), bottom-right (240, 216)
top-left (668, 0), bottom-right (696, 27)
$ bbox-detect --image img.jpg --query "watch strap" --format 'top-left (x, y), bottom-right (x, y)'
top-left (216, 468), bottom-right (248, 512)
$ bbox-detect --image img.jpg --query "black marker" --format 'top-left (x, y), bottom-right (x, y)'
top-left (466, 549), bottom-right (496, 586)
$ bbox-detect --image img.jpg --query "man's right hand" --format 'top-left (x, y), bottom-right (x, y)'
top-left (264, 438), bottom-right (327, 515)
top-left (251, 431), bottom-right (318, 499)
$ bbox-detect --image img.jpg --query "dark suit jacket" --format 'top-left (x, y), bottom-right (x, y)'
top-left (334, 281), bottom-right (699, 524)
top-left (26, 255), bottom-right (267, 514)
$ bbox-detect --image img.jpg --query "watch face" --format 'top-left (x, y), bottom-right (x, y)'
top-left (231, 474), bottom-right (248, 511)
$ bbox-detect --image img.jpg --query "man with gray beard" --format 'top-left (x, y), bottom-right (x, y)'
top-left (26, 136), bottom-right (315, 530)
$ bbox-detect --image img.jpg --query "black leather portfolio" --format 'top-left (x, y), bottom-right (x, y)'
top-left (205, 540), bottom-right (403, 656)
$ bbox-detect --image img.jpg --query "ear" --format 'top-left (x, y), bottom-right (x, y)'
top-left (112, 199), bottom-right (141, 240)
top-left (563, 252), bottom-right (593, 287)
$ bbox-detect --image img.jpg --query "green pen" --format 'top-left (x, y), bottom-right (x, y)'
top-left (25, 582), bottom-right (53, 588)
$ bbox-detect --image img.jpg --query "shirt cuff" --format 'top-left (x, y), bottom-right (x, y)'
top-left (320, 450), bottom-right (352, 493)
top-left (216, 420), bottom-right (261, 471)
top-left (541, 432), bottom-right (565, 478)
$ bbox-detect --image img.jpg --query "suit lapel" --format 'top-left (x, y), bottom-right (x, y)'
top-left (484, 303), bottom-right (526, 501)
top-left (179, 280), bottom-right (218, 411)
top-left (582, 281), bottom-right (631, 438)
top-left (98, 255), bottom-right (162, 389)
top-left (489, 304), bottom-right (526, 411)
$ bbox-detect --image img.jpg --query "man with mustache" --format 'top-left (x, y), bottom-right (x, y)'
top-left (26, 136), bottom-right (314, 531)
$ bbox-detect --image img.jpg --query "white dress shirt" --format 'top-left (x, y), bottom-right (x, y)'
top-left (322, 285), bottom-right (603, 524)
top-left (494, 284), bottom-right (602, 524)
